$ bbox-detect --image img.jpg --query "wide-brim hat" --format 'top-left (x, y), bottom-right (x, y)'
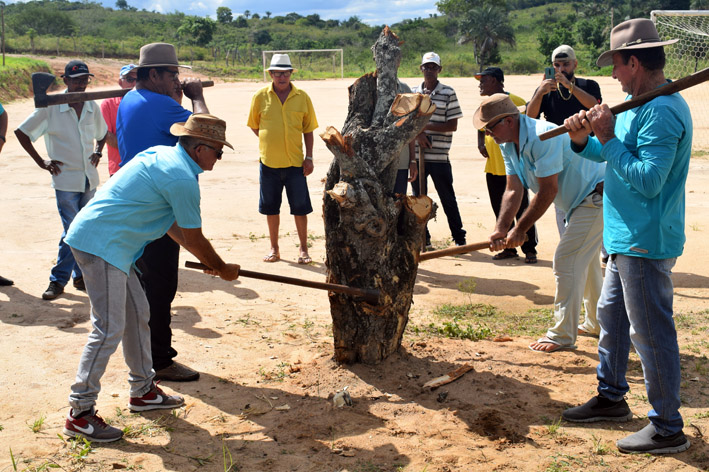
top-left (473, 93), bottom-right (525, 129)
top-left (267, 53), bottom-right (298, 72)
top-left (170, 114), bottom-right (233, 149)
top-left (136, 43), bottom-right (191, 69)
top-left (597, 18), bottom-right (678, 67)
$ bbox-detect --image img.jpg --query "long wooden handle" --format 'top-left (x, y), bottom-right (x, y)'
top-left (539, 66), bottom-right (709, 141)
top-left (417, 241), bottom-right (490, 262)
top-left (185, 261), bottom-right (380, 305)
top-left (38, 80), bottom-right (215, 108)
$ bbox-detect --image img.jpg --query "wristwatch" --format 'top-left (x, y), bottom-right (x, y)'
top-left (304, 156), bottom-right (313, 160)
top-left (93, 150), bottom-right (102, 157)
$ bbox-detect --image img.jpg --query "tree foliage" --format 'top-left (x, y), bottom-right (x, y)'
top-left (458, 5), bottom-right (515, 71)
top-left (178, 16), bottom-right (216, 46)
top-left (216, 6), bottom-right (232, 24)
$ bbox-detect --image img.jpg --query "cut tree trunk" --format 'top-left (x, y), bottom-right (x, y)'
top-left (321, 26), bottom-right (435, 364)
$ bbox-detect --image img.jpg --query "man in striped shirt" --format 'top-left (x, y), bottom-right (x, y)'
top-left (411, 52), bottom-right (466, 248)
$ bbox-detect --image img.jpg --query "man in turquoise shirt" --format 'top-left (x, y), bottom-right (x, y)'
top-left (62, 114), bottom-right (239, 443)
top-left (475, 94), bottom-right (605, 353)
top-left (562, 19), bottom-right (692, 455)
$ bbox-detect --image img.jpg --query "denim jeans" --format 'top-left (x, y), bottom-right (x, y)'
top-left (69, 249), bottom-right (154, 414)
top-left (596, 254), bottom-right (684, 436)
top-left (411, 161), bottom-right (466, 244)
top-left (52, 181), bottom-right (95, 285)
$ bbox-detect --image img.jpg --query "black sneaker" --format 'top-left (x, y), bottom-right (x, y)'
top-left (42, 281), bottom-right (64, 300)
top-left (129, 381), bottom-right (185, 412)
top-left (154, 361), bottom-right (200, 382)
top-left (73, 277), bottom-right (86, 291)
top-left (63, 408), bottom-right (123, 442)
top-left (562, 395), bottom-right (633, 423)
top-left (617, 423), bottom-right (690, 454)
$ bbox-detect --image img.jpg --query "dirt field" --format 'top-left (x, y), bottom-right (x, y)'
top-left (1, 59), bottom-right (709, 472)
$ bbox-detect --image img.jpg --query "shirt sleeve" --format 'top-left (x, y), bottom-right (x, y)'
top-left (446, 91), bottom-right (463, 121)
top-left (17, 108), bottom-right (49, 142)
top-left (246, 94), bottom-right (261, 130)
top-left (585, 79), bottom-right (602, 103)
top-left (163, 178), bottom-right (202, 229)
top-left (100, 99), bottom-right (117, 135)
top-left (302, 94), bottom-right (318, 134)
top-left (93, 102), bottom-right (109, 141)
top-left (156, 97), bottom-right (191, 134)
top-left (529, 128), bottom-right (564, 179)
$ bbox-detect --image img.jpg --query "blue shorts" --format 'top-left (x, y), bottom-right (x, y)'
top-left (259, 162), bottom-right (313, 216)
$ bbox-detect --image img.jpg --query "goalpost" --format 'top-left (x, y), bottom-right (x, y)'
top-left (652, 10), bottom-right (709, 151)
top-left (262, 49), bottom-right (344, 81)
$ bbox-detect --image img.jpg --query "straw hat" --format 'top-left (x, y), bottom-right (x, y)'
top-left (473, 93), bottom-right (525, 129)
top-left (597, 18), bottom-right (678, 67)
top-left (170, 114), bottom-right (233, 149)
top-left (136, 43), bottom-right (191, 69)
top-left (267, 54), bottom-right (297, 72)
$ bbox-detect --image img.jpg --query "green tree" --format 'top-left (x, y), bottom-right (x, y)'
top-left (458, 5), bottom-right (515, 71)
top-left (436, 0), bottom-right (508, 17)
top-left (537, 20), bottom-right (575, 60)
top-left (243, 10), bottom-right (251, 19)
top-left (265, 11), bottom-right (272, 18)
top-left (115, 0), bottom-right (129, 9)
top-left (216, 6), bottom-right (232, 24)
top-left (178, 16), bottom-right (217, 46)
top-left (234, 16), bottom-right (248, 28)
top-left (27, 27), bottom-right (37, 53)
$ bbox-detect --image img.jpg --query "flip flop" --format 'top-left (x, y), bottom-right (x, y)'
top-left (263, 252), bottom-right (280, 262)
top-left (297, 255), bottom-right (312, 264)
top-left (529, 336), bottom-right (574, 353)
top-left (525, 253), bottom-right (538, 264)
top-left (578, 327), bottom-right (599, 338)
top-left (492, 249), bottom-right (518, 260)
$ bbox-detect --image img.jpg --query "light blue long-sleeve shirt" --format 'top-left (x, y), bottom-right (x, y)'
top-left (573, 91), bottom-right (692, 259)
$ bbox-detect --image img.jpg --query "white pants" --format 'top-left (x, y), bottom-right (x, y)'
top-left (547, 193), bottom-right (603, 346)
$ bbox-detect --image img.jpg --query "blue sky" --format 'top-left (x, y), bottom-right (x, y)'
top-left (102, 0), bottom-right (440, 25)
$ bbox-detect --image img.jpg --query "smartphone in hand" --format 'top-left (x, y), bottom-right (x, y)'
top-left (544, 67), bottom-right (555, 80)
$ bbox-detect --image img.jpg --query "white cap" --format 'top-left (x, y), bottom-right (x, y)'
top-left (551, 45), bottom-right (576, 62)
top-left (421, 51), bottom-right (441, 66)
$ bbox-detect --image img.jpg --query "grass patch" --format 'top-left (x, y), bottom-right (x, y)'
top-left (0, 57), bottom-right (52, 103)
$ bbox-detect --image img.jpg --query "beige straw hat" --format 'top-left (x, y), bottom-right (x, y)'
top-left (170, 114), bottom-right (233, 149)
top-left (473, 94), bottom-right (526, 129)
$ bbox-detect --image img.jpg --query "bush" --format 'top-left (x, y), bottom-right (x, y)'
top-left (500, 56), bottom-right (541, 74)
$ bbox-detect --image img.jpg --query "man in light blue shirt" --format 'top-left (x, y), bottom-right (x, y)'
top-left (562, 19), bottom-right (692, 455)
top-left (474, 94), bottom-right (605, 353)
top-left (62, 114), bottom-right (239, 443)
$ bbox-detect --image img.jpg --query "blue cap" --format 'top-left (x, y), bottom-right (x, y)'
top-left (120, 64), bottom-right (137, 78)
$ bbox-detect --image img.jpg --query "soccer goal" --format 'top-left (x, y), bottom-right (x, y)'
top-left (262, 49), bottom-right (344, 81)
top-left (652, 10), bottom-right (709, 151)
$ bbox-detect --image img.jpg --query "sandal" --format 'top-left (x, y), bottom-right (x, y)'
top-left (524, 253), bottom-right (538, 264)
top-left (578, 327), bottom-right (599, 338)
top-left (529, 336), bottom-right (574, 353)
top-left (297, 255), bottom-right (312, 264)
top-left (492, 249), bottom-right (518, 260)
top-left (263, 252), bottom-right (280, 263)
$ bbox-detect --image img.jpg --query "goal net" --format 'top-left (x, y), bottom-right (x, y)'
top-left (262, 49), bottom-right (344, 81)
top-left (652, 10), bottom-right (709, 152)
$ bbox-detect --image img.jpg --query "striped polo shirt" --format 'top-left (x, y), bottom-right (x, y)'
top-left (411, 81), bottom-right (463, 163)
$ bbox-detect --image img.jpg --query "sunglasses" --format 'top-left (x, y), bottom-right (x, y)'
top-left (271, 71), bottom-right (292, 78)
top-left (484, 117), bottom-right (506, 133)
top-left (200, 144), bottom-right (223, 159)
top-left (122, 76), bottom-right (137, 83)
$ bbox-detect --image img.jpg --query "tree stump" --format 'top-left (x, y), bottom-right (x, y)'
top-left (321, 26), bottom-right (435, 364)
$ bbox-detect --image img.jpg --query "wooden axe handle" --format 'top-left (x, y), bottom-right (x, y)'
top-left (417, 241), bottom-right (490, 262)
top-left (539, 66), bottom-right (709, 141)
top-left (185, 261), bottom-right (380, 305)
top-left (36, 80), bottom-right (214, 108)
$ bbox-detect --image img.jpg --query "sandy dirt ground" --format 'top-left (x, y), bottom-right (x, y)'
top-left (1, 59), bottom-right (709, 471)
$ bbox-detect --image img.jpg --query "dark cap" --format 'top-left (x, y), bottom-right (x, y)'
top-left (62, 60), bottom-right (93, 78)
top-left (474, 67), bottom-right (504, 83)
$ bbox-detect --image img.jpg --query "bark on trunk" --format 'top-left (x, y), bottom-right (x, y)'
top-left (321, 26), bottom-right (435, 364)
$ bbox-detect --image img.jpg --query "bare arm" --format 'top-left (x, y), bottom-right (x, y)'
top-left (90, 134), bottom-right (107, 167)
top-left (489, 174), bottom-right (524, 249)
top-left (251, 128), bottom-right (259, 137)
top-left (167, 223), bottom-right (239, 281)
top-left (477, 129), bottom-right (488, 158)
top-left (302, 131), bottom-right (314, 176)
top-left (14, 128), bottom-right (61, 175)
top-left (556, 73), bottom-right (600, 110)
top-left (425, 117), bottom-right (457, 133)
top-left (527, 80), bottom-right (555, 119)
top-left (182, 78), bottom-right (209, 114)
top-left (104, 130), bottom-right (118, 148)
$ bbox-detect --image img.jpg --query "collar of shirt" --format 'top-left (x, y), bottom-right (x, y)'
top-left (176, 143), bottom-right (205, 178)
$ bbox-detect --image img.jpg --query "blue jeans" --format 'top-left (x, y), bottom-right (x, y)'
top-left (69, 249), bottom-right (154, 413)
top-left (596, 254), bottom-right (683, 435)
top-left (52, 181), bottom-right (95, 285)
top-left (258, 163), bottom-right (313, 215)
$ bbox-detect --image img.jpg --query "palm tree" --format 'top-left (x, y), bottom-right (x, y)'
top-left (458, 5), bottom-right (516, 71)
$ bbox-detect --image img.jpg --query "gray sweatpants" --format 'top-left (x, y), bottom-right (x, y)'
top-left (68, 248), bottom-right (155, 414)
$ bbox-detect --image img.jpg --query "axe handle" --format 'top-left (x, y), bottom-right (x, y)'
top-left (185, 261), bottom-right (380, 305)
top-left (36, 80), bottom-right (215, 108)
top-left (417, 241), bottom-right (490, 262)
top-left (539, 66), bottom-right (709, 141)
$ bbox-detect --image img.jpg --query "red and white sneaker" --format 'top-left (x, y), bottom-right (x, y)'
top-left (63, 408), bottom-right (123, 442)
top-left (129, 381), bottom-right (185, 412)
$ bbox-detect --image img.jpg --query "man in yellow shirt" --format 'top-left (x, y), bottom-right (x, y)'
top-left (475, 67), bottom-right (538, 263)
top-left (248, 54), bottom-right (318, 264)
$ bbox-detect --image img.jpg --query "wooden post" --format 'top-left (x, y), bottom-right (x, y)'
top-left (321, 27), bottom-right (435, 364)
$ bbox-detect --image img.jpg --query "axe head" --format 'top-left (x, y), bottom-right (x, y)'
top-left (32, 72), bottom-right (58, 108)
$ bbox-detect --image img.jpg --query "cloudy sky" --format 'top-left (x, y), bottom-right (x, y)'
top-left (100, 0), bottom-right (440, 25)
